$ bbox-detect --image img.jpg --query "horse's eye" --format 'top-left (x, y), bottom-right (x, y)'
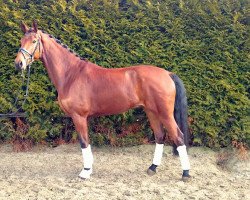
top-left (32, 40), bottom-right (36, 43)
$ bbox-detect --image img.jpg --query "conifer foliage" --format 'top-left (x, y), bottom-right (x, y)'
top-left (0, 0), bottom-right (249, 147)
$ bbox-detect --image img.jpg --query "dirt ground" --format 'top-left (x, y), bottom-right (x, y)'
top-left (0, 144), bottom-right (249, 200)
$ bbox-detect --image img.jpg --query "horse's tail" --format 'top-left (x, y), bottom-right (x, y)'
top-left (169, 73), bottom-right (189, 155)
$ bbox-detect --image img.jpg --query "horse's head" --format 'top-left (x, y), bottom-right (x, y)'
top-left (14, 21), bottom-right (42, 71)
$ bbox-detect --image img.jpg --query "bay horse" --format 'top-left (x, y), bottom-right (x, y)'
top-left (14, 21), bottom-right (191, 181)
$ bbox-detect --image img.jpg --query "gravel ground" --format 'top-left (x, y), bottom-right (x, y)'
top-left (0, 144), bottom-right (249, 200)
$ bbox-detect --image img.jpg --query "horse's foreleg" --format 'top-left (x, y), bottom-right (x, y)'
top-left (72, 114), bottom-right (93, 179)
top-left (146, 111), bottom-right (165, 176)
top-left (161, 116), bottom-right (191, 181)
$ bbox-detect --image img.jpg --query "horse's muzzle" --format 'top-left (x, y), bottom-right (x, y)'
top-left (15, 61), bottom-right (23, 71)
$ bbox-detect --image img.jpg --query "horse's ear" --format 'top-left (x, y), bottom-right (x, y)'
top-left (20, 21), bottom-right (29, 33)
top-left (32, 20), bottom-right (38, 33)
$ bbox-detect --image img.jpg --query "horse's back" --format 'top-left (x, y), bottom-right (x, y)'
top-left (103, 65), bottom-right (173, 87)
top-left (93, 64), bottom-right (175, 99)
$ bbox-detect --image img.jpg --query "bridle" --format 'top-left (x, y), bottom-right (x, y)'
top-left (19, 34), bottom-right (41, 66)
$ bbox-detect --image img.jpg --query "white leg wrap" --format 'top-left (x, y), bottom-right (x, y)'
top-left (82, 145), bottom-right (94, 169)
top-left (152, 143), bottom-right (164, 165)
top-left (177, 145), bottom-right (190, 170)
top-left (79, 145), bottom-right (93, 179)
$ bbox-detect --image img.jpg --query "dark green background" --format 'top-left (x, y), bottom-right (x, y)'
top-left (0, 0), bottom-right (249, 148)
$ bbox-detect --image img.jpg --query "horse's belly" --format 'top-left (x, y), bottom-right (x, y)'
top-left (90, 94), bottom-right (142, 116)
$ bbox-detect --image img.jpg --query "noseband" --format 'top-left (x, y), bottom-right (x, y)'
top-left (19, 36), bottom-right (41, 66)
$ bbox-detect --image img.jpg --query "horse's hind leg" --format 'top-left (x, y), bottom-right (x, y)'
top-left (160, 115), bottom-right (191, 181)
top-left (145, 110), bottom-right (165, 176)
top-left (72, 114), bottom-right (93, 179)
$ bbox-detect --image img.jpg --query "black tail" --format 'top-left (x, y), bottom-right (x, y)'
top-left (170, 74), bottom-right (189, 155)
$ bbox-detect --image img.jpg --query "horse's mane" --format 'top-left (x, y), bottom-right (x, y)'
top-left (41, 30), bottom-right (87, 61)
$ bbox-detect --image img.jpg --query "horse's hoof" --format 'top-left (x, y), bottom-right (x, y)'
top-left (78, 176), bottom-right (87, 180)
top-left (147, 168), bottom-right (156, 176)
top-left (78, 168), bottom-right (92, 179)
top-left (182, 175), bottom-right (191, 182)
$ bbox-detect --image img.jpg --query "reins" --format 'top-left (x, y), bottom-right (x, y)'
top-left (0, 64), bottom-right (31, 118)
top-left (0, 35), bottom-right (40, 119)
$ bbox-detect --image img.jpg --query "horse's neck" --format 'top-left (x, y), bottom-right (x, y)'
top-left (40, 33), bottom-right (84, 94)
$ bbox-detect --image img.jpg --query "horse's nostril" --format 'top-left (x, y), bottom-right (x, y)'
top-left (15, 61), bottom-right (22, 71)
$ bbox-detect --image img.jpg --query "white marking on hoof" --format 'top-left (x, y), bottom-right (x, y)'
top-left (79, 168), bottom-right (92, 179)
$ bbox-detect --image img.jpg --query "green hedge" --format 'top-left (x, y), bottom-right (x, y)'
top-left (0, 0), bottom-right (249, 148)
